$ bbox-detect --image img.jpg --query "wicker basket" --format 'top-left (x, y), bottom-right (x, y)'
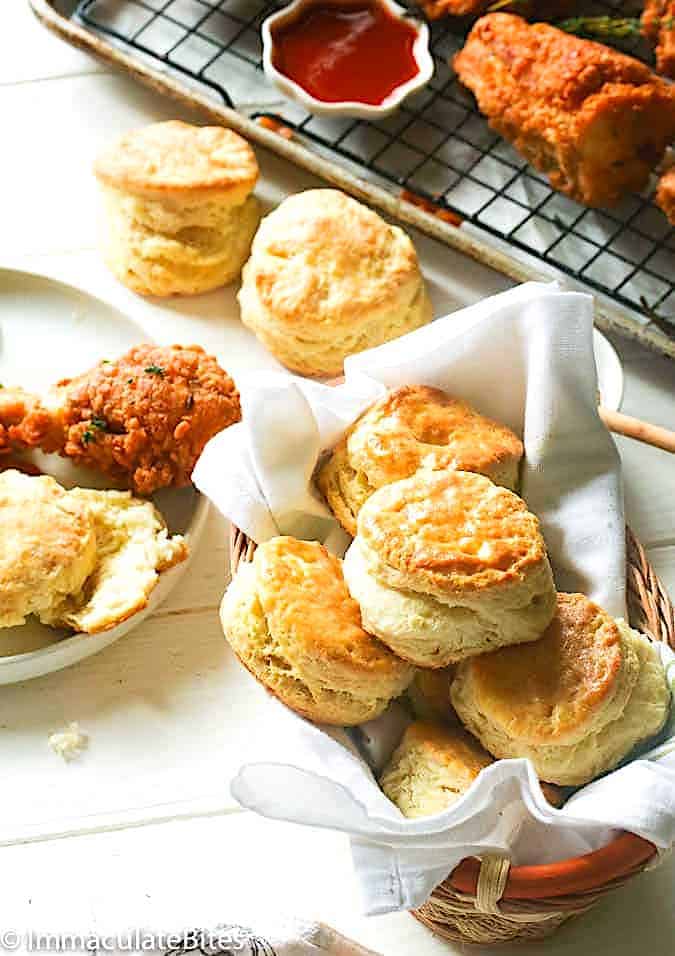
top-left (229, 524), bottom-right (674, 945)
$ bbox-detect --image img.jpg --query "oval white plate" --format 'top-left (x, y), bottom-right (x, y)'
top-left (0, 268), bottom-right (208, 685)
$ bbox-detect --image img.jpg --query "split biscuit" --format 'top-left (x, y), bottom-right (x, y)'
top-left (0, 470), bottom-right (97, 628)
top-left (0, 471), bottom-right (187, 634)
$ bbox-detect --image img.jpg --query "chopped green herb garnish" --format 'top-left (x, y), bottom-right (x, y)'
top-left (127, 378), bottom-right (135, 385)
top-left (144, 365), bottom-right (165, 377)
top-left (82, 416), bottom-right (108, 445)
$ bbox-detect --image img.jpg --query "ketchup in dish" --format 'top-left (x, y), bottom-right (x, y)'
top-left (271, 1), bottom-right (420, 106)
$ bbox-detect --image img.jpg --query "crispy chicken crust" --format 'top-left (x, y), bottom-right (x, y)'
top-left (642, 0), bottom-right (675, 79)
top-left (417, 1), bottom-right (574, 22)
top-left (0, 345), bottom-right (240, 494)
top-left (453, 13), bottom-right (675, 207)
top-left (656, 165), bottom-right (675, 224)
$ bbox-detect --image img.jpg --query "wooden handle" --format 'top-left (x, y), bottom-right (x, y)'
top-left (599, 407), bottom-right (675, 454)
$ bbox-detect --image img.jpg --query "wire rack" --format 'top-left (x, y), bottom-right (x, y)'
top-left (74, 0), bottom-right (674, 336)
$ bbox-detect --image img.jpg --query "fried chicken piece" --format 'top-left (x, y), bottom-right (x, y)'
top-left (0, 345), bottom-right (240, 494)
top-left (418, 1), bottom-right (575, 23)
top-left (642, 0), bottom-right (675, 78)
top-left (454, 13), bottom-right (675, 207)
top-left (656, 165), bottom-right (675, 224)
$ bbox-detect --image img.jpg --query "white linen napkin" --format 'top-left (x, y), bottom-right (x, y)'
top-left (193, 281), bottom-right (675, 915)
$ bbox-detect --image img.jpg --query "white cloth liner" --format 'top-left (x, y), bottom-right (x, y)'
top-left (193, 282), bottom-right (675, 916)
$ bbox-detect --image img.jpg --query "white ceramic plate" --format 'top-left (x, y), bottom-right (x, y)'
top-left (0, 268), bottom-right (208, 684)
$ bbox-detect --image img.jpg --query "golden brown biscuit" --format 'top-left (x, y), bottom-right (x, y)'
top-left (220, 537), bottom-right (414, 725)
top-left (343, 470), bottom-right (556, 667)
top-left (451, 594), bottom-right (670, 785)
top-left (94, 121), bottom-right (260, 296)
top-left (0, 471), bottom-right (187, 634)
top-left (380, 720), bottom-right (565, 816)
top-left (407, 668), bottom-right (457, 724)
top-left (379, 721), bottom-right (493, 817)
top-left (43, 489), bottom-right (188, 634)
top-left (94, 120), bottom-right (258, 203)
top-left (237, 190), bottom-right (432, 377)
top-left (0, 470), bottom-right (97, 628)
top-left (317, 386), bottom-right (523, 534)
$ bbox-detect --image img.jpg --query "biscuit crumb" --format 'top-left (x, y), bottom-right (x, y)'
top-left (48, 722), bottom-right (89, 762)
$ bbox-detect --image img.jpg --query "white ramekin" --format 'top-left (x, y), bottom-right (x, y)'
top-left (261, 0), bottom-right (434, 120)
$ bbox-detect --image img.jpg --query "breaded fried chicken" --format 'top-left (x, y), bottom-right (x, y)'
top-left (418, 1), bottom-right (574, 21)
top-left (454, 14), bottom-right (675, 207)
top-left (0, 345), bottom-right (240, 494)
top-left (642, 0), bottom-right (675, 79)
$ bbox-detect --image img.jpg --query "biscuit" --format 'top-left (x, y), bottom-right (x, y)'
top-left (407, 668), bottom-right (457, 723)
top-left (94, 120), bottom-right (259, 203)
top-left (379, 721), bottom-right (493, 818)
top-left (237, 190), bottom-right (432, 377)
top-left (0, 472), bottom-right (187, 634)
top-left (451, 594), bottom-right (670, 785)
top-left (343, 470), bottom-right (556, 667)
top-left (219, 537), bottom-right (414, 725)
top-left (380, 720), bottom-right (565, 816)
top-left (94, 121), bottom-right (260, 296)
top-left (0, 470), bottom-right (97, 628)
top-left (43, 489), bottom-right (188, 634)
top-left (317, 386), bottom-right (523, 534)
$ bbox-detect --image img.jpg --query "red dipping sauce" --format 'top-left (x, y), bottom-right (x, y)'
top-left (271, 1), bottom-right (420, 106)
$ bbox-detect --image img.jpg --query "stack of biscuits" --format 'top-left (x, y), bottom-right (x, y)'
top-left (220, 384), bottom-right (671, 817)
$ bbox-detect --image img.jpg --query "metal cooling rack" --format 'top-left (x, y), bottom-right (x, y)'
top-left (40, 1), bottom-right (675, 353)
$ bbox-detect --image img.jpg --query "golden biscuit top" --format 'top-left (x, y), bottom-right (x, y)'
top-left (244, 190), bottom-right (423, 327)
top-left (400, 721), bottom-right (493, 778)
top-left (254, 536), bottom-right (412, 680)
top-left (0, 470), bottom-right (96, 603)
top-left (347, 386), bottom-right (523, 488)
top-left (94, 121), bottom-right (259, 201)
top-left (359, 470), bottom-right (547, 594)
top-left (457, 593), bottom-right (635, 745)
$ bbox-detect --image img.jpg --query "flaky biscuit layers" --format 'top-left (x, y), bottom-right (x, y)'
top-left (220, 537), bottom-right (414, 725)
top-left (451, 593), bottom-right (670, 785)
top-left (0, 470), bottom-right (97, 628)
top-left (380, 720), bottom-right (564, 815)
top-left (343, 470), bottom-right (556, 667)
top-left (317, 385), bottom-right (523, 535)
top-left (0, 470), bottom-right (187, 634)
top-left (94, 121), bottom-right (260, 296)
top-left (237, 190), bottom-right (432, 377)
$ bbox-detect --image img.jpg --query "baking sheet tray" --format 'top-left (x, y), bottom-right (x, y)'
top-left (32, 0), bottom-right (675, 359)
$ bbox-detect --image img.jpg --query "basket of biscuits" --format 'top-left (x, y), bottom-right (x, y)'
top-left (191, 281), bottom-right (675, 945)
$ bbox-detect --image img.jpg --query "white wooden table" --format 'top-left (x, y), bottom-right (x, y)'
top-left (1, 3), bottom-right (673, 953)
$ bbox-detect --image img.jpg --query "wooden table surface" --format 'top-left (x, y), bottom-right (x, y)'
top-left (1, 3), bottom-right (674, 954)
